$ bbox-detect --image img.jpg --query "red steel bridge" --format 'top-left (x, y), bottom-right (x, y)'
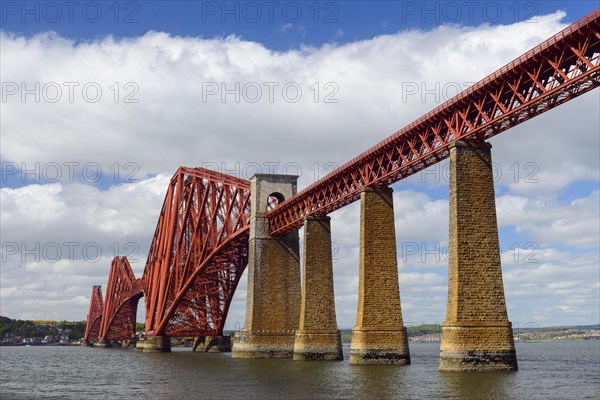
top-left (84, 10), bottom-right (600, 345)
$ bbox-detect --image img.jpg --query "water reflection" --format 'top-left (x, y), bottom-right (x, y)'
top-left (1, 342), bottom-right (598, 400)
top-left (348, 364), bottom-right (409, 400)
top-left (440, 370), bottom-right (517, 400)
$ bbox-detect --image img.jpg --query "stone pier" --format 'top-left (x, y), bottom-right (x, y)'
top-left (193, 335), bottom-right (232, 352)
top-left (135, 337), bottom-right (146, 351)
top-left (440, 140), bottom-right (517, 371)
top-left (141, 336), bottom-right (171, 353)
top-left (293, 215), bottom-right (343, 361)
top-left (122, 339), bottom-right (136, 348)
top-left (350, 185), bottom-right (410, 365)
top-left (94, 339), bottom-right (111, 348)
top-left (232, 174), bottom-right (301, 358)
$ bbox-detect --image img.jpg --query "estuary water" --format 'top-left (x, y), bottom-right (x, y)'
top-left (1, 341), bottom-right (599, 399)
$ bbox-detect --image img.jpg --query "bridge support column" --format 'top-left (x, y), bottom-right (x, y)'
top-left (293, 215), bottom-right (343, 361)
top-left (94, 339), bottom-right (111, 348)
top-left (122, 339), bottom-right (136, 348)
top-left (193, 335), bottom-right (232, 352)
top-left (232, 174), bottom-right (301, 358)
top-left (350, 186), bottom-right (410, 365)
top-left (440, 140), bottom-right (517, 371)
top-left (142, 336), bottom-right (171, 353)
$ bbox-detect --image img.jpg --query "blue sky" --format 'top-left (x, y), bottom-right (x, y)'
top-left (1, 1), bottom-right (599, 327)
top-left (2, 1), bottom-right (598, 49)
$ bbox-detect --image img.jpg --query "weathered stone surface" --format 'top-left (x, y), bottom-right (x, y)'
top-left (193, 335), bottom-right (232, 352)
top-left (232, 330), bottom-right (296, 358)
top-left (440, 140), bottom-right (517, 371)
top-left (135, 337), bottom-right (146, 351)
top-left (294, 331), bottom-right (343, 361)
top-left (232, 174), bottom-right (301, 359)
top-left (350, 328), bottom-right (410, 365)
top-left (293, 215), bottom-right (343, 361)
top-left (142, 335), bottom-right (171, 353)
top-left (94, 339), bottom-right (111, 348)
top-left (350, 186), bottom-right (410, 365)
top-left (440, 324), bottom-right (517, 371)
top-left (121, 339), bottom-right (136, 348)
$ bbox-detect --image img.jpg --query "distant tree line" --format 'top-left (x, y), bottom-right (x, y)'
top-left (406, 324), bottom-right (442, 336)
top-left (0, 316), bottom-right (86, 339)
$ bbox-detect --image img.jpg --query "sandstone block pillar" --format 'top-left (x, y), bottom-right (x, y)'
top-left (350, 185), bottom-right (410, 365)
top-left (293, 215), bottom-right (343, 361)
top-left (142, 336), bottom-right (171, 353)
top-left (193, 335), bottom-right (232, 352)
top-left (232, 174), bottom-right (301, 358)
top-left (440, 140), bottom-right (517, 371)
top-left (94, 339), bottom-right (111, 348)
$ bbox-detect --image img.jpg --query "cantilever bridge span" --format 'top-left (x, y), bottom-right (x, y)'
top-left (84, 167), bottom-right (251, 344)
top-left (85, 11), bottom-right (599, 369)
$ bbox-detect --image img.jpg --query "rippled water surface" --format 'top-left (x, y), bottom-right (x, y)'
top-left (1, 341), bottom-right (599, 399)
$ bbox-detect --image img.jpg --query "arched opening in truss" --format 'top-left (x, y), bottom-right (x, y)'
top-left (266, 192), bottom-right (285, 212)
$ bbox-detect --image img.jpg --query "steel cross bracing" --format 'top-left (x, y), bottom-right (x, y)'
top-left (267, 10), bottom-right (600, 236)
top-left (83, 286), bottom-right (103, 343)
top-left (98, 257), bottom-right (143, 341)
top-left (142, 167), bottom-right (251, 337)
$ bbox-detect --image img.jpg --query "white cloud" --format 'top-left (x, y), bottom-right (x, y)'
top-left (497, 191), bottom-right (600, 247)
top-left (1, 12), bottom-right (579, 183)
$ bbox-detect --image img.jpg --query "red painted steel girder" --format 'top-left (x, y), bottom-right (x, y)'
top-left (83, 285), bottom-right (103, 343)
top-left (143, 166), bottom-right (251, 337)
top-left (267, 10), bottom-right (600, 235)
top-left (98, 257), bottom-right (143, 341)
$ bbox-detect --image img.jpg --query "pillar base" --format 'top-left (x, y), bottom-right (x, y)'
top-left (193, 335), bottom-right (232, 352)
top-left (94, 339), bottom-right (111, 348)
top-left (142, 336), bottom-right (171, 353)
top-left (232, 330), bottom-right (296, 358)
top-left (350, 327), bottom-right (410, 365)
top-left (122, 339), bottom-right (136, 348)
top-left (440, 323), bottom-right (517, 371)
top-left (135, 338), bottom-right (146, 351)
top-left (293, 330), bottom-right (343, 361)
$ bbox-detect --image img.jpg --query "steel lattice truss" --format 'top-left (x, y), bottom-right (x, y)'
top-left (267, 10), bottom-right (600, 235)
top-left (98, 257), bottom-right (143, 341)
top-left (143, 167), bottom-right (251, 337)
top-left (83, 286), bottom-right (103, 343)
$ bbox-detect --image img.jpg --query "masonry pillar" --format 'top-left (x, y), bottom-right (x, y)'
top-left (350, 185), bottom-right (410, 365)
top-left (232, 174), bottom-right (301, 358)
top-left (440, 140), bottom-right (517, 371)
top-left (135, 337), bottom-right (146, 351)
top-left (94, 339), bottom-right (111, 348)
top-left (142, 336), bottom-right (171, 353)
top-left (122, 339), bottom-right (136, 348)
top-left (193, 335), bottom-right (232, 352)
top-left (293, 215), bottom-right (343, 361)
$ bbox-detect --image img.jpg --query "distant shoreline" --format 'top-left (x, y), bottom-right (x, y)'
top-left (0, 343), bottom-right (79, 347)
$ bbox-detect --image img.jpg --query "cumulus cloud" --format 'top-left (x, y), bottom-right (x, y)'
top-left (502, 249), bottom-right (599, 325)
top-left (1, 11), bottom-right (598, 326)
top-left (497, 191), bottom-right (600, 247)
top-left (1, 12), bottom-right (580, 184)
